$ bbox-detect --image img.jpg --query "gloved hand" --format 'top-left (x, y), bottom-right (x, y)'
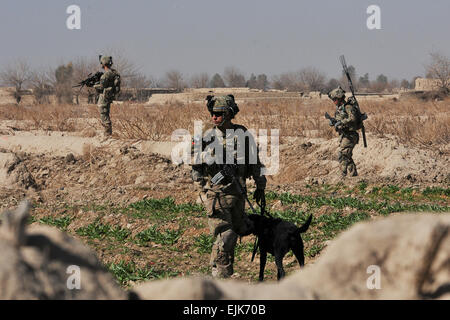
top-left (347, 96), bottom-right (357, 105)
top-left (334, 120), bottom-right (343, 130)
top-left (253, 188), bottom-right (265, 204)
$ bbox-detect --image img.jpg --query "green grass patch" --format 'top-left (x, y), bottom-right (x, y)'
top-left (305, 244), bottom-right (324, 258)
top-left (107, 260), bottom-right (179, 286)
top-left (271, 209), bottom-right (310, 224)
top-left (316, 211), bottom-right (370, 238)
top-left (27, 215), bottom-right (37, 224)
top-left (80, 204), bottom-right (110, 212)
top-left (38, 215), bottom-right (73, 231)
top-left (400, 187), bottom-right (414, 195)
top-left (193, 234), bottom-right (214, 254)
top-left (76, 220), bottom-right (131, 242)
top-left (127, 197), bottom-right (204, 220)
top-left (266, 192), bottom-right (450, 214)
top-left (357, 181), bottom-right (368, 192)
top-left (235, 240), bottom-right (255, 255)
top-left (422, 187), bottom-right (450, 197)
top-left (134, 226), bottom-right (183, 246)
top-left (380, 185), bottom-right (400, 194)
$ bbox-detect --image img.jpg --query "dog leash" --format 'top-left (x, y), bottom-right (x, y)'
top-left (251, 193), bottom-right (270, 262)
top-left (210, 165), bottom-right (269, 262)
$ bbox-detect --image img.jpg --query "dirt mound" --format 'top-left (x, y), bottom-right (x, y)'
top-left (0, 149), bottom-right (36, 190)
top-left (271, 133), bottom-right (449, 188)
top-left (0, 201), bottom-right (128, 299)
top-left (0, 143), bottom-right (195, 207)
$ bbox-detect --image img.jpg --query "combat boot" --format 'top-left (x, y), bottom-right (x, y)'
top-left (100, 125), bottom-right (112, 141)
top-left (104, 125), bottom-right (112, 137)
top-left (348, 163), bottom-right (358, 177)
top-left (211, 251), bottom-right (234, 279)
top-left (339, 160), bottom-right (348, 178)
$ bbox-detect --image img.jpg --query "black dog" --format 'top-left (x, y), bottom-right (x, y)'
top-left (244, 214), bottom-right (312, 281)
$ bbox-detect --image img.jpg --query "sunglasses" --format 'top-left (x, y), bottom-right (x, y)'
top-left (211, 112), bottom-right (225, 117)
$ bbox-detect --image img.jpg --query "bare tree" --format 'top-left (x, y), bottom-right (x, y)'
top-left (149, 75), bottom-right (164, 88)
top-left (127, 73), bottom-right (153, 89)
top-left (324, 78), bottom-right (340, 93)
top-left (247, 74), bottom-right (257, 88)
top-left (223, 66), bottom-right (246, 87)
top-left (256, 74), bottom-right (269, 91)
top-left (299, 67), bottom-right (326, 91)
top-left (248, 73), bottom-right (269, 90)
top-left (0, 59), bottom-right (32, 103)
top-left (425, 52), bottom-right (450, 93)
top-left (210, 73), bottom-right (225, 88)
top-left (389, 79), bottom-right (400, 91)
top-left (370, 74), bottom-right (389, 93)
top-left (30, 67), bottom-right (54, 104)
top-left (400, 79), bottom-right (410, 89)
top-left (190, 73), bottom-right (209, 88)
top-left (271, 72), bottom-right (306, 92)
top-left (270, 74), bottom-right (284, 90)
top-left (164, 70), bottom-right (185, 91)
top-left (54, 63), bottom-right (74, 103)
top-left (358, 73), bottom-right (370, 89)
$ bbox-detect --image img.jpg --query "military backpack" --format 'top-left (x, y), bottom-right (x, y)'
top-left (345, 98), bottom-right (366, 131)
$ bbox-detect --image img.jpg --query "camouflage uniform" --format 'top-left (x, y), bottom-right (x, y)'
top-left (94, 56), bottom-right (120, 136)
top-left (335, 101), bottom-right (359, 176)
top-left (329, 87), bottom-right (359, 177)
top-left (192, 96), bottom-right (266, 278)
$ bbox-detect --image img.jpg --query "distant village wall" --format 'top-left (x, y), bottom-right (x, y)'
top-left (414, 78), bottom-right (443, 91)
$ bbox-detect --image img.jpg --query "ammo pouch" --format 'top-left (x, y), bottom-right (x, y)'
top-left (211, 164), bottom-right (238, 186)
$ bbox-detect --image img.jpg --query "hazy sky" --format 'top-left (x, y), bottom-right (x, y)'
top-left (0, 0), bottom-right (449, 81)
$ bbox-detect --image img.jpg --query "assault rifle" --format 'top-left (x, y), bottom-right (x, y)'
top-left (72, 71), bottom-right (103, 92)
top-left (339, 55), bottom-right (367, 147)
top-left (211, 163), bottom-right (269, 262)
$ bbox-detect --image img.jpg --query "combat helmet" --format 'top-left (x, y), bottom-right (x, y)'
top-left (328, 86), bottom-right (346, 100)
top-left (99, 55), bottom-right (113, 67)
top-left (206, 95), bottom-right (239, 119)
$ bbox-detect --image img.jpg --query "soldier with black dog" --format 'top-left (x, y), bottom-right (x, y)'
top-left (191, 95), bottom-right (266, 278)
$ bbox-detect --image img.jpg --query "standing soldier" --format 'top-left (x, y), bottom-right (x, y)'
top-left (327, 86), bottom-right (362, 177)
top-left (191, 95), bottom-right (266, 279)
top-left (94, 55), bottom-right (121, 137)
